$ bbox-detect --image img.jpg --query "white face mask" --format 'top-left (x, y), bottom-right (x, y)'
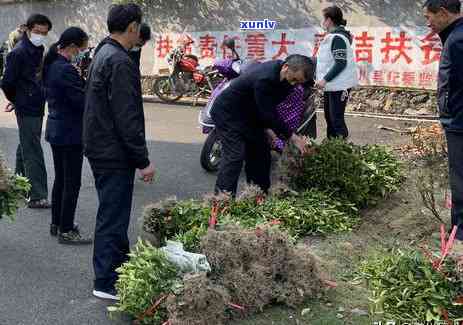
top-left (30, 33), bottom-right (46, 47)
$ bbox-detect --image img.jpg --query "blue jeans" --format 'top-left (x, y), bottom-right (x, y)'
top-left (90, 166), bottom-right (135, 291)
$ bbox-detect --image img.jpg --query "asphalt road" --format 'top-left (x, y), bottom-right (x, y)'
top-left (0, 94), bottom-right (421, 325)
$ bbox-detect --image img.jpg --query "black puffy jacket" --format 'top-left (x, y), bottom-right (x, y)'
top-left (83, 37), bottom-right (149, 170)
top-left (438, 18), bottom-right (463, 132)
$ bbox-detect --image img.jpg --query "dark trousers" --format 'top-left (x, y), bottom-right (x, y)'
top-left (215, 126), bottom-right (271, 196)
top-left (15, 114), bottom-right (48, 200)
top-left (90, 166), bottom-right (135, 291)
top-left (50, 145), bottom-right (83, 233)
top-left (446, 131), bottom-right (463, 240)
top-left (323, 90), bottom-right (350, 139)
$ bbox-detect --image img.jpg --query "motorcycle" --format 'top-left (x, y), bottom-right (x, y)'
top-left (153, 36), bottom-right (222, 103)
top-left (198, 39), bottom-right (317, 172)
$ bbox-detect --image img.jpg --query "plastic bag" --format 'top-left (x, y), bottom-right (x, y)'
top-left (160, 241), bottom-right (211, 274)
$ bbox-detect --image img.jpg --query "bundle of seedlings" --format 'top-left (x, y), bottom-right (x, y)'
top-left (0, 154), bottom-right (31, 220)
top-left (142, 184), bottom-right (358, 253)
top-left (113, 226), bottom-right (327, 324)
top-left (111, 240), bottom-right (180, 325)
top-left (141, 197), bottom-right (210, 251)
top-left (281, 138), bottom-right (405, 208)
top-left (229, 186), bottom-right (359, 236)
top-left (359, 242), bottom-right (463, 322)
top-left (200, 225), bottom-right (324, 318)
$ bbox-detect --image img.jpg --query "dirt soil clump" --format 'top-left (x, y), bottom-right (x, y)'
top-left (166, 273), bottom-right (231, 325)
top-left (200, 225), bottom-right (324, 318)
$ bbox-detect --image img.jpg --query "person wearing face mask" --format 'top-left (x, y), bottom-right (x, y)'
top-left (83, 3), bottom-right (155, 301)
top-left (209, 54), bottom-right (312, 196)
top-left (1, 14), bottom-right (53, 209)
top-left (42, 27), bottom-right (92, 245)
top-left (315, 6), bottom-right (358, 139)
top-left (128, 22), bottom-right (151, 70)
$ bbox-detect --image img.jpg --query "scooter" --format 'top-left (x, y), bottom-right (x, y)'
top-left (198, 39), bottom-right (317, 172)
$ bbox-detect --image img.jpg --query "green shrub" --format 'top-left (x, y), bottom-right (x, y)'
top-left (143, 189), bottom-right (358, 251)
top-left (229, 189), bottom-right (359, 236)
top-left (361, 144), bottom-right (405, 203)
top-left (113, 240), bottom-right (180, 324)
top-left (143, 198), bottom-right (210, 248)
top-left (285, 138), bottom-right (404, 208)
top-left (262, 190), bottom-right (359, 236)
top-left (359, 249), bottom-right (463, 322)
top-left (173, 225), bottom-right (208, 252)
top-left (0, 157), bottom-right (31, 220)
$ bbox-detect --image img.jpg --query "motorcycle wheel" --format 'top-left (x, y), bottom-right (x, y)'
top-left (153, 76), bottom-right (183, 103)
top-left (200, 129), bottom-right (222, 172)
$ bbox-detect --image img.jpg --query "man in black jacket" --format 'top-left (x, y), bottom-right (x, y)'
top-left (424, 0), bottom-right (463, 247)
top-left (1, 14), bottom-right (52, 209)
top-left (210, 55), bottom-right (312, 196)
top-left (83, 3), bottom-right (155, 301)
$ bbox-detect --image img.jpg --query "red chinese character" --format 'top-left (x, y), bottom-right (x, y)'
top-left (272, 32), bottom-right (295, 59)
top-left (372, 70), bottom-right (385, 85)
top-left (354, 31), bottom-right (374, 64)
top-left (418, 71), bottom-right (437, 88)
top-left (387, 71), bottom-right (401, 86)
top-left (420, 32), bottom-right (442, 65)
top-left (245, 33), bottom-right (268, 60)
top-left (199, 34), bottom-right (217, 58)
top-left (380, 31), bottom-right (413, 64)
top-left (156, 35), bottom-right (173, 58)
top-left (402, 72), bottom-right (416, 87)
top-left (176, 37), bottom-right (194, 55)
top-left (221, 35), bottom-right (241, 59)
top-left (312, 32), bottom-right (326, 57)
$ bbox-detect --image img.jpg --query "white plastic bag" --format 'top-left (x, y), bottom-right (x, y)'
top-left (160, 241), bottom-right (211, 274)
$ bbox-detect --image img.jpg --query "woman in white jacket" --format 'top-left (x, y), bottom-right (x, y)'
top-left (315, 6), bottom-right (358, 139)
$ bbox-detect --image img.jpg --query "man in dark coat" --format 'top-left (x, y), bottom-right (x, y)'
top-left (424, 0), bottom-right (463, 249)
top-left (83, 3), bottom-right (155, 300)
top-left (210, 54), bottom-right (313, 196)
top-left (1, 14), bottom-right (53, 208)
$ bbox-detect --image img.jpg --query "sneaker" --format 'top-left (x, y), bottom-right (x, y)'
top-left (50, 223), bottom-right (79, 237)
top-left (58, 229), bottom-right (93, 245)
top-left (93, 289), bottom-right (120, 301)
top-left (28, 199), bottom-right (52, 209)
